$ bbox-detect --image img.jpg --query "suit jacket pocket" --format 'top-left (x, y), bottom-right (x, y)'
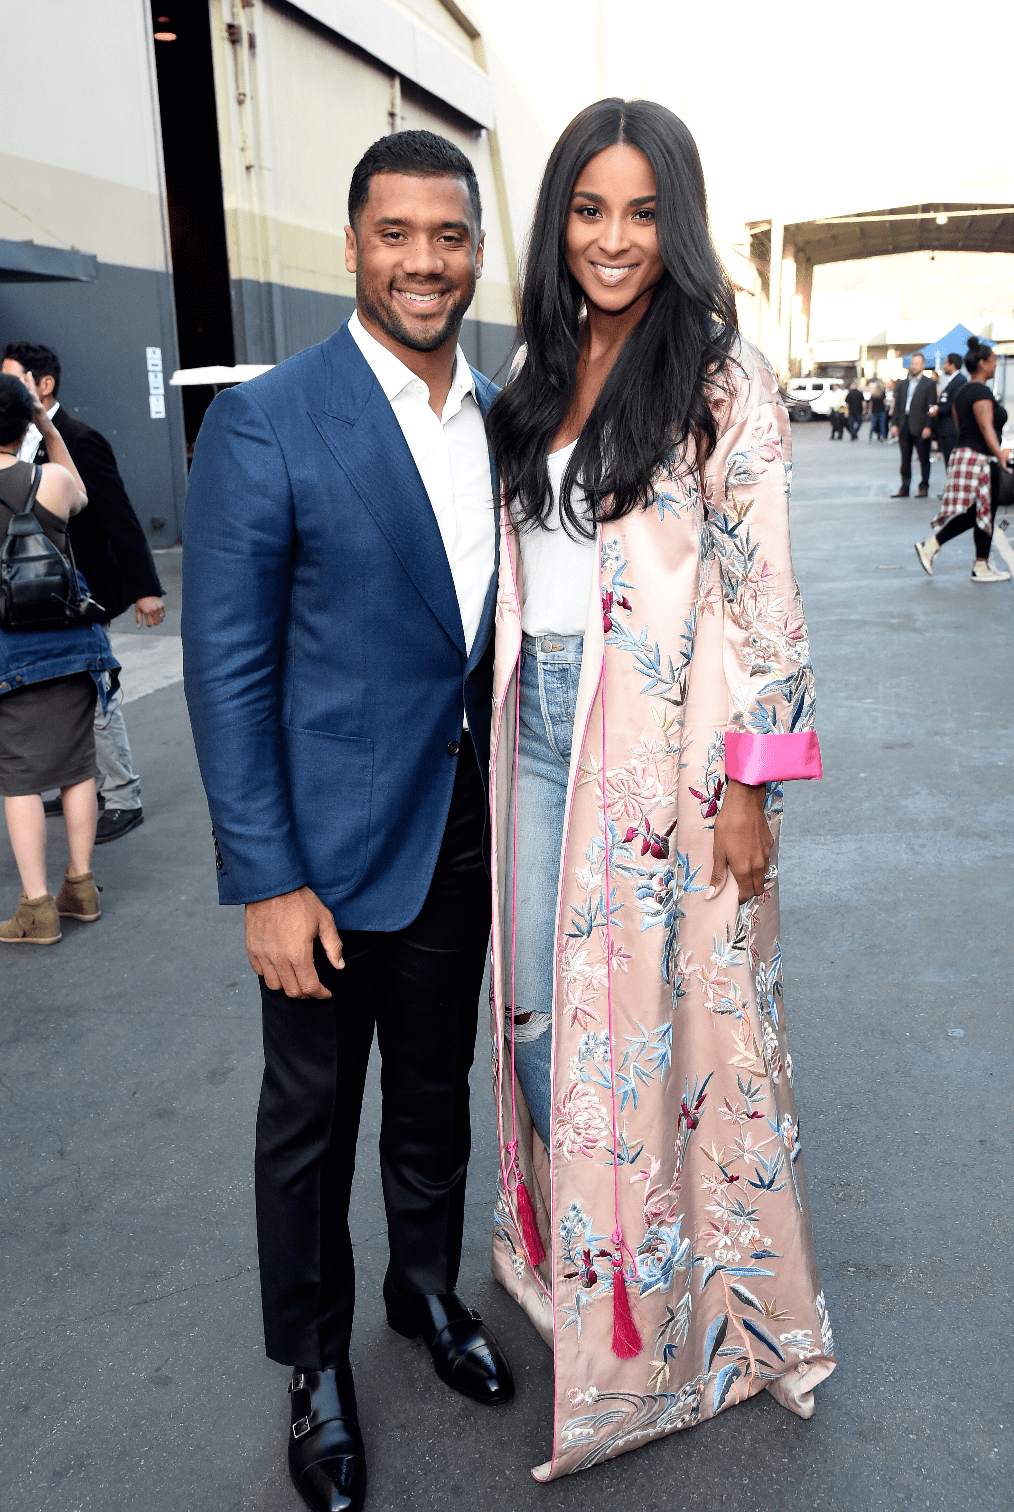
top-left (281, 726), bottom-right (374, 897)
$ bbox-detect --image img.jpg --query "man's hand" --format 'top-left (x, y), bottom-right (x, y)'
top-left (245, 886), bottom-right (344, 999)
top-left (921, 426), bottom-right (932, 440)
top-left (135, 595), bottom-right (165, 627)
top-left (706, 779), bottom-right (773, 903)
top-left (890, 424), bottom-right (899, 438)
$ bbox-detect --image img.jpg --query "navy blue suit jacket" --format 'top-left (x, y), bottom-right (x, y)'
top-left (181, 321), bottom-right (499, 928)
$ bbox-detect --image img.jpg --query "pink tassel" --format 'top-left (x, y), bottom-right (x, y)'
top-left (515, 1174), bottom-right (546, 1267)
top-left (611, 1254), bottom-right (643, 1360)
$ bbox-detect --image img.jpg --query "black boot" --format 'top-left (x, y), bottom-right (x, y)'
top-left (383, 1271), bottom-right (515, 1405)
top-left (288, 1364), bottom-right (366, 1512)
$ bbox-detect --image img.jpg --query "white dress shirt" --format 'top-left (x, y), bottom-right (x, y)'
top-left (18, 399), bottom-right (60, 462)
top-left (348, 312), bottom-right (495, 667)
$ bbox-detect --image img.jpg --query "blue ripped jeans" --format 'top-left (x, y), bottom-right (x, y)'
top-left (505, 632), bottom-right (583, 1148)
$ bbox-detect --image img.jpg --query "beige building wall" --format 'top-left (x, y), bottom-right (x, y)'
top-left (207, 0), bottom-right (535, 369)
top-left (0, 0), bottom-right (188, 538)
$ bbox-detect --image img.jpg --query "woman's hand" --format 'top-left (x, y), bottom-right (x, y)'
top-left (19, 370), bottom-right (53, 432)
top-left (18, 370), bottom-right (89, 510)
top-left (706, 778), bottom-right (772, 903)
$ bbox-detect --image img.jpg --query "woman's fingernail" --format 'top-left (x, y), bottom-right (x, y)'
top-left (704, 885), bottom-right (715, 900)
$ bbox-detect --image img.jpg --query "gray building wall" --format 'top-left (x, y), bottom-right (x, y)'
top-left (0, 262), bottom-right (188, 541)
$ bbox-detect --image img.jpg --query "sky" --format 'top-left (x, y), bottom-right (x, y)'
top-left (469, 0), bottom-right (1014, 246)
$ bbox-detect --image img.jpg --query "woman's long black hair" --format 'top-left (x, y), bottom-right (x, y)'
top-left (486, 98), bottom-right (739, 537)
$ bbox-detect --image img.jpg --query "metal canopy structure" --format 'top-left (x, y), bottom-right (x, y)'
top-left (0, 238), bottom-right (97, 284)
top-left (740, 202), bottom-right (1014, 377)
top-left (748, 202), bottom-right (1014, 272)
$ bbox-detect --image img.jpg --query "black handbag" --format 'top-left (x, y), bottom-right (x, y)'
top-left (0, 465), bottom-right (106, 632)
top-left (993, 459), bottom-right (1014, 511)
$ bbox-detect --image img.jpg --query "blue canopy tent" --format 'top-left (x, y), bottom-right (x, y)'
top-left (903, 323), bottom-right (989, 370)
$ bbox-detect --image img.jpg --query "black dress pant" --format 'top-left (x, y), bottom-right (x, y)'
top-left (254, 733), bottom-right (490, 1368)
top-left (938, 420), bottom-right (957, 470)
top-left (898, 427), bottom-right (931, 490)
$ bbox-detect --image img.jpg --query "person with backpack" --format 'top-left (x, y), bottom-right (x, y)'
top-left (0, 372), bottom-right (120, 943)
top-left (2, 341), bottom-right (164, 843)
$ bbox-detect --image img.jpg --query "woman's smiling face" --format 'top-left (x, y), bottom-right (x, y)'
top-left (564, 143), bottom-right (665, 317)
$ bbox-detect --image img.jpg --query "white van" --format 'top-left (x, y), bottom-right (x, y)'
top-left (785, 378), bottom-right (846, 421)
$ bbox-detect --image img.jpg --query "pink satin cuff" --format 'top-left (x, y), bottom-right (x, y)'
top-left (724, 730), bottom-right (822, 784)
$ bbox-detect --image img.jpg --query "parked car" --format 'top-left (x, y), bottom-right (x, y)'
top-left (785, 377), bottom-right (846, 421)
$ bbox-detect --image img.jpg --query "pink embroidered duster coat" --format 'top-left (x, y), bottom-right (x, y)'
top-left (488, 340), bottom-right (835, 1479)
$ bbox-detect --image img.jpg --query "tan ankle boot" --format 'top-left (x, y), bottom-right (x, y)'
top-left (54, 868), bottom-right (102, 922)
top-left (0, 893), bottom-right (62, 945)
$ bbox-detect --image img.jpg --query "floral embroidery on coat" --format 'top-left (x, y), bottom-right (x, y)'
top-left (487, 339), bottom-right (834, 1480)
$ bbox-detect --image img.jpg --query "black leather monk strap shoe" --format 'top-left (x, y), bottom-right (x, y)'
top-left (383, 1271), bottom-right (515, 1406)
top-left (287, 1364), bottom-right (366, 1512)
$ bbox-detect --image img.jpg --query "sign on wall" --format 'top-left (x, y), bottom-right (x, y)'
top-left (146, 346), bottom-right (165, 419)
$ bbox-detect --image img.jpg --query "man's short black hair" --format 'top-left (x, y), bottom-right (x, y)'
top-left (3, 340), bottom-right (61, 398)
top-left (348, 130), bottom-right (481, 233)
top-left (946, 352), bottom-right (962, 368)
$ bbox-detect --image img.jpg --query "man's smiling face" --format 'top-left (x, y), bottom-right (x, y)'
top-left (345, 171), bottom-right (483, 356)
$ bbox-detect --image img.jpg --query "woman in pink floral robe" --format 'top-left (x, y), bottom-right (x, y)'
top-left (484, 99), bottom-right (835, 1480)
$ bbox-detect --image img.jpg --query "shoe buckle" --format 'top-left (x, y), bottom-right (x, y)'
top-left (292, 1415), bottom-right (311, 1440)
top-left (288, 1373), bottom-right (307, 1394)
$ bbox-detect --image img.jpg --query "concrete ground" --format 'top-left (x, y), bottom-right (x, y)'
top-left (2, 421), bottom-right (1012, 1511)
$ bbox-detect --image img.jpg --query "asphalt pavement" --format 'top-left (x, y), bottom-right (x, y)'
top-left (2, 421), bottom-right (1012, 1511)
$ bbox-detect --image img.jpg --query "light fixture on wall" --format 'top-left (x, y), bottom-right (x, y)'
top-left (935, 213), bottom-right (948, 225)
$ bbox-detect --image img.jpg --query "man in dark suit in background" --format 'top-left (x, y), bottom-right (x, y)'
top-left (930, 351), bottom-right (967, 471)
top-left (1, 341), bottom-right (165, 842)
top-left (182, 130), bottom-right (513, 1512)
top-left (890, 351), bottom-right (937, 497)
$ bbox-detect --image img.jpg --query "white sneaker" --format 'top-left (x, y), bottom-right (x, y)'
top-left (971, 560), bottom-right (1011, 583)
top-left (914, 537), bottom-right (939, 575)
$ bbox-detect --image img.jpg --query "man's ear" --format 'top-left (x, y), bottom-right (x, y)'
top-left (475, 229), bottom-right (485, 280)
top-left (344, 225), bottom-right (357, 275)
top-left (37, 373), bottom-right (55, 402)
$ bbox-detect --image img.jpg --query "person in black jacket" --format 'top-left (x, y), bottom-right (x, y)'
top-left (2, 342), bottom-right (165, 842)
top-left (845, 381), bottom-right (864, 440)
top-left (929, 352), bottom-right (967, 470)
top-left (889, 351), bottom-right (937, 497)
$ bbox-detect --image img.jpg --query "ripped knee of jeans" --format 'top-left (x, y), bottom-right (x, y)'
top-left (508, 1006), bottom-right (552, 1044)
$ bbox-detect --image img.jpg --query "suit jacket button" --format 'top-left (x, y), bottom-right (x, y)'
top-left (446, 740), bottom-right (461, 756)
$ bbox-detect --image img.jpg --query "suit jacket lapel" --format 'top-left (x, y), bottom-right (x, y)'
top-left (465, 367), bottom-right (500, 677)
top-left (310, 326), bottom-right (465, 655)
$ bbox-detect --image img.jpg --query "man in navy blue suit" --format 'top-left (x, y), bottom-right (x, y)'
top-left (182, 132), bottom-right (512, 1512)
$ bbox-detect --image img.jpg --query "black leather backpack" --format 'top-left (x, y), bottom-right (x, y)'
top-left (0, 465), bottom-right (105, 632)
